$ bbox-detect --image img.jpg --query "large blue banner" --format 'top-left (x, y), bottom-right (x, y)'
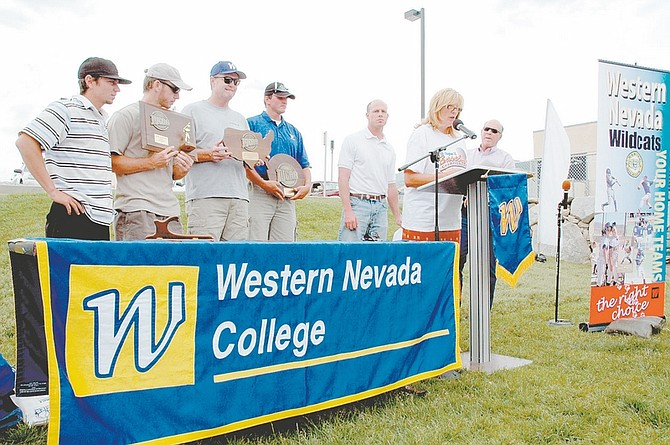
top-left (32, 240), bottom-right (459, 444)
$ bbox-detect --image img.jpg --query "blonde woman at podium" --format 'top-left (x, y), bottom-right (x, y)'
top-left (401, 88), bottom-right (467, 242)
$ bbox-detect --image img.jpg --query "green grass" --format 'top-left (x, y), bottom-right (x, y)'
top-left (0, 193), bottom-right (668, 445)
top-left (296, 197), bottom-right (343, 240)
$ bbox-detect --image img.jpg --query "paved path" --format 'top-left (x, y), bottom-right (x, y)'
top-left (0, 182), bottom-right (44, 195)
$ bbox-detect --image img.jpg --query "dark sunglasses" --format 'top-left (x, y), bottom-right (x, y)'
top-left (483, 127), bottom-right (500, 134)
top-left (159, 80), bottom-right (180, 94)
top-left (214, 76), bottom-right (240, 86)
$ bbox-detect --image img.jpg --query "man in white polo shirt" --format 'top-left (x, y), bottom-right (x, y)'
top-left (337, 99), bottom-right (401, 241)
top-left (16, 57), bottom-right (131, 240)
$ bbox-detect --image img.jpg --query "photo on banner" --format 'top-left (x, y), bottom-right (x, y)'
top-left (590, 60), bottom-right (669, 327)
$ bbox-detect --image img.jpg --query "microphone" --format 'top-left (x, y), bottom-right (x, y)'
top-left (453, 119), bottom-right (477, 139)
top-left (561, 180), bottom-right (571, 208)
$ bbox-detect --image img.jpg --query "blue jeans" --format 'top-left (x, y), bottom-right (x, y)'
top-left (459, 212), bottom-right (497, 308)
top-left (338, 197), bottom-right (388, 241)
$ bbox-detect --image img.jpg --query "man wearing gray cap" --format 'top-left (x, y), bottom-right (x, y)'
top-left (181, 60), bottom-right (251, 241)
top-left (108, 63), bottom-right (194, 240)
top-left (16, 56), bottom-right (131, 240)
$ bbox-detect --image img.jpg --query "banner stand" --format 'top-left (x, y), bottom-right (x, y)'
top-left (578, 322), bottom-right (607, 332)
top-left (588, 59), bottom-right (668, 327)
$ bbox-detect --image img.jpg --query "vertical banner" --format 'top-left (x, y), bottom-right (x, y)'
top-left (488, 173), bottom-right (534, 287)
top-left (591, 60), bottom-right (669, 327)
top-left (13, 239), bottom-right (460, 445)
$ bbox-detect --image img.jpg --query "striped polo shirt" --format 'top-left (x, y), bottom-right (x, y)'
top-left (21, 95), bottom-right (114, 226)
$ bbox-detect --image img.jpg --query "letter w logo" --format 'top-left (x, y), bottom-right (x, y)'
top-left (498, 197), bottom-right (523, 236)
top-left (83, 283), bottom-right (186, 378)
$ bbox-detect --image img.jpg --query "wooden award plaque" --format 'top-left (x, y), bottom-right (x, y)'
top-left (139, 101), bottom-right (196, 153)
top-left (222, 128), bottom-right (273, 168)
top-left (266, 154), bottom-right (305, 197)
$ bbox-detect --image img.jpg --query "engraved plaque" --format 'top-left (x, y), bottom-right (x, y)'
top-left (223, 128), bottom-right (273, 168)
top-left (266, 154), bottom-right (305, 197)
top-left (139, 101), bottom-right (196, 153)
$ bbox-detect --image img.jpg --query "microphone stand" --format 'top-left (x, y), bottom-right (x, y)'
top-left (549, 196), bottom-right (572, 326)
top-left (398, 135), bottom-right (471, 241)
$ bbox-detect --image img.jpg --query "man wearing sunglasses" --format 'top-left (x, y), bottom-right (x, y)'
top-left (181, 61), bottom-right (251, 241)
top-left (108, 63), bottom-right (194, 240)
top-left (16, 57), bottom-right (131, 240)
top-left (246, 82), bottom-right (311, 241)
top-left (459, 119), bottom-right (515, 307)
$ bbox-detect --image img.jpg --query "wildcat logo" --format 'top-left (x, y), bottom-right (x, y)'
top-left (66, 265), bottom-right (198, 397)
top-left (498, 197), bottom-right (523, 236)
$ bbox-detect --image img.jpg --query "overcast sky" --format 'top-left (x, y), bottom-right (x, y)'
top-left (1, 0), bottom-right (669, 182)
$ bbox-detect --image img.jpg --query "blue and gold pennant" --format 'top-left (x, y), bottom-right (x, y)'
top-left (487, 173), bottom-right (534, 287)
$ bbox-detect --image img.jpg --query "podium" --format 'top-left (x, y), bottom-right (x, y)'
top-left (419, 165), bottom-right (533, 373)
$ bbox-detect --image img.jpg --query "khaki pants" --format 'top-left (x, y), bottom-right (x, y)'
top-left (248, 184), bottom-right (296, 241)
top-left (114, 210), bottom-right (182, 241)
top-left (186, 197), bottom-right (248, 241)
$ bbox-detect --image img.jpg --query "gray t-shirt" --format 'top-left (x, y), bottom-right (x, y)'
top-left (108, 101), bottom-right (180, 216)
top-left (181, 100), bottom-right (250, 201)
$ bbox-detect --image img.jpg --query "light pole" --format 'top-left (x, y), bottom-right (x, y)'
top-left (404, 7), bottom-right (425, 119)
top-left (329, 140), bottom-right (335, 182)
top-left (323, 131), bottom-right (328, 197)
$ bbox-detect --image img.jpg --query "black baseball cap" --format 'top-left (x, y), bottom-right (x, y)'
top-left (264, 81), bottom-right (295, 99)
top-left (78, 57), bottom-right (132, 84)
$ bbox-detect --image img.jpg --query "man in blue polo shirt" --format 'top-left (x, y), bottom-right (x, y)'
top-left (247, 82), bottom-right (311, 241)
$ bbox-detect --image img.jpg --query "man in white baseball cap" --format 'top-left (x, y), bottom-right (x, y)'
top-left (108, 63), bottom-right (195, 240)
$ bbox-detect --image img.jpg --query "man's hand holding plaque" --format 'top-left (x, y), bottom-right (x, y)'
top-left (266, 154), bottom-right (307, 199)
top-left (194, 140), bottom-right (233, 163)
top-left (140, 101), bottom-right (196, 153)
top-left (149, 146), bottom-right (180, 168)
top-left (223, 128), bottom-right (273, 168)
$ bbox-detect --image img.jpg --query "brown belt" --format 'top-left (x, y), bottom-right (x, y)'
top-left (350, 193), bottom-right (386, 201)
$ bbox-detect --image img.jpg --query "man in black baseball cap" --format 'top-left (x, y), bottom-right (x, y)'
top-left (76, 56), bottom-right (132, 109)
top-left (78, 57), bottom-right (132, 84)
top-left (247, 81), bottom-right (311, 241)
top-left (15, 57), bottom-right (131, 240)
top-left (263, 81), bottom-right (295, 99)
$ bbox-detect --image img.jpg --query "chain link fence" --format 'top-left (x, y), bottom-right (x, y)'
top-left (516, 152), bottom-right (596, 201)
